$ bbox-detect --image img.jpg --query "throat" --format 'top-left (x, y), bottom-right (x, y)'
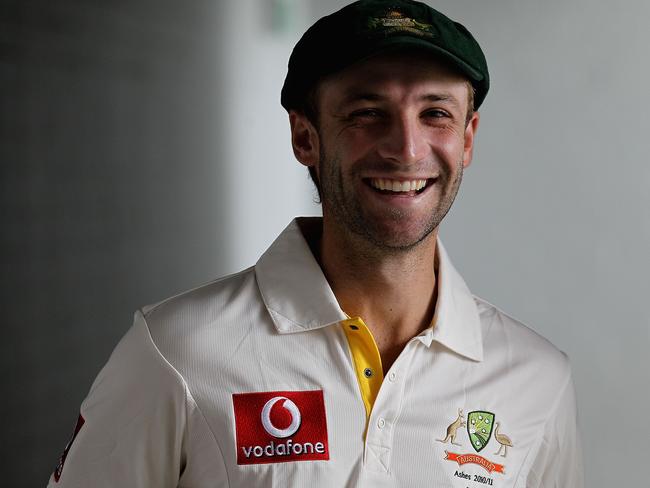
top-left (377, 336), bottom-right (412, 374)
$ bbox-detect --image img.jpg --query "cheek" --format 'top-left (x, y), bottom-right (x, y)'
top-left (322, 133), bottom-right (370, 169)
top-left (429, 129), bottom-right (466, 162)
top-left (336, 130), bottom-right (374, 156)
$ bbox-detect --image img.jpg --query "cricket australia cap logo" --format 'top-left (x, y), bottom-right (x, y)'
top-left (232, 390), bottom-right (329, 465)
top-left (367, 9), bottom-right (435, 38)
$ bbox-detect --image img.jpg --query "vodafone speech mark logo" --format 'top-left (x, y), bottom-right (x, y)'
top-left (232, 390), bottom-right (329, 465)
top-left (261, 396), bottom-right (301, 438)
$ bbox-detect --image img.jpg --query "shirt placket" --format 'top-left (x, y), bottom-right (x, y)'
top-left (363, 340), bottom-right (415, 476)
top-left (341, 316), bottom-right (419, 479)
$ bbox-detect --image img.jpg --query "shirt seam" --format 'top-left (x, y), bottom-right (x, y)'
top-left (139, 310), bottom-right (231, 488)
top-left (183, 382), bottom-right (232, 488)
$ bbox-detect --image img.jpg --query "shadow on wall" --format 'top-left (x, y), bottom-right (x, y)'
top-left (2, 1), bottom-right (229, 485)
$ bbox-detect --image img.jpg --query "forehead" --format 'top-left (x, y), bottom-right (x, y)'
top-left (318, 50), bottom-right (471, 105)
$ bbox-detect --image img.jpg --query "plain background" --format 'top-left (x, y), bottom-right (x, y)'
top-left (2, 0), bottom-right (649, 486)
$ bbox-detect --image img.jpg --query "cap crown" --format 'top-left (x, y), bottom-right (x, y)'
top-left (281, 0), bottom-right (489, 112)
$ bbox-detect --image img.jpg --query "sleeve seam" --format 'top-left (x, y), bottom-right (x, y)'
top-left (139, 310), bottom-right (231, 488)
top-left (183, 384), bottom-right (231, 488)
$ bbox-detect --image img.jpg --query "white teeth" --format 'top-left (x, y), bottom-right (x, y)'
top-left (369, 179), bottom-right (427, 193)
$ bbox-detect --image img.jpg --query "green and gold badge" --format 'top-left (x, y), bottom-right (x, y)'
top-left (467, 411), bottom-right (494, 453)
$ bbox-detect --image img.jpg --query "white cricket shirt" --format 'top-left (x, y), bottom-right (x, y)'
top-left (48, 217), bottom-right (583, 487)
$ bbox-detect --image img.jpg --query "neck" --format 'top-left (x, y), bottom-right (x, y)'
top-left (317, 216), bottom-right (439, 369)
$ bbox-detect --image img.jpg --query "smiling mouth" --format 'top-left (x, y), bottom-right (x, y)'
top-left (365, 178), bottom-right (433, 196)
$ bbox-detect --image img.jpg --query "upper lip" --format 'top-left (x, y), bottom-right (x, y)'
top-left (365, 176), bottom-right (433, 192)
top-left (362, 175), bottom-right (437, 181)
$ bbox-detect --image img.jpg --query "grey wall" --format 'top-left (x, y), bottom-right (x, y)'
top-left (2, 0), bottom-right (648, 487)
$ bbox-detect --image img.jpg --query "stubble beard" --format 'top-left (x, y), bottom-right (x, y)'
top-left (318, 144), bottom-right (464, 256)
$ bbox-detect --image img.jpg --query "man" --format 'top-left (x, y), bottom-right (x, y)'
top-left (49, 1), bottom-right (583, 486)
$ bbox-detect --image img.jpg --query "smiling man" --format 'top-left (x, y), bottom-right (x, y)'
top-left (289, 51), bottom-right (480, 373)
top-left (49, 1), bottom-right (583, 487)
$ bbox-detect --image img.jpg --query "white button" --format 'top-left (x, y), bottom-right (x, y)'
top-left (377, 418), bottom-right (386, 429)
top-left (388, 372), bottom-right (397, 382)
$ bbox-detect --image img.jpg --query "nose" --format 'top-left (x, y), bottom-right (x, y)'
top-left (376, 113), bottom-right (429, 165)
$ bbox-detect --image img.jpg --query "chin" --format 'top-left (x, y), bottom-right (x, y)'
top-left (356, 219), bottom-right (437, 251)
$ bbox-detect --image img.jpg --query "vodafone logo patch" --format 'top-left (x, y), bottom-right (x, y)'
top-left (232, 390), bottom-right (329, 465)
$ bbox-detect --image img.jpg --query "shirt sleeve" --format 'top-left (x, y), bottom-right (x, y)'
top-left (47, 310), bottom-right (188, 487)
top-left (525, 369), bottom-right (584, 488)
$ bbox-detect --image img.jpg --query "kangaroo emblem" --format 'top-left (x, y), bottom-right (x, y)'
top-left (437, 408), bottom-right (466, 446)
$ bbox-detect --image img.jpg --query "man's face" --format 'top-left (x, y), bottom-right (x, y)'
top-left (291, 51), bottom-right (480, 251)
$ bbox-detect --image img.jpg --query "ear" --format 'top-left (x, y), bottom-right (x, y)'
top-left (462, 111), bottom-right (480, 169)
top-left (289, 110), bottom-right (320, 168)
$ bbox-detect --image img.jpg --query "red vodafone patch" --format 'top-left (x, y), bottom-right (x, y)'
top-left (53, 414), bottom-right (84, 482)
top-left (232, 390), bottom-right (329, 465)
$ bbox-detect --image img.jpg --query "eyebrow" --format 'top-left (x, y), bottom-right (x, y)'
top-left (340, 91), bottom-right (462, 108)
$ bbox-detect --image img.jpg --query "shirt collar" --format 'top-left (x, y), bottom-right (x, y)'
top-left (419, 241), bottom-right (483, 362)
top-left (255, 218), bottom-right (347, 333)
top-left (255, 217), bottom-right (483, 362)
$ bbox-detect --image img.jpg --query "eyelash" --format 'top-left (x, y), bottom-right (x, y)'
top-left (423, 109), bottom-right (450, 118)
top-left (349, 108), bottom-right (451, 120)
top-left (350, 109), bottom-right (382, 118)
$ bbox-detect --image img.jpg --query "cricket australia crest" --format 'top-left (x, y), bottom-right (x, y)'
top-left (467, 411), bottom-right (494, 453)
top-left (438, 407), bottom-right (513, 476)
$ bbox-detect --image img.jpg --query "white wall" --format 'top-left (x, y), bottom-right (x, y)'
top-left (217, 0), bottom-right (320, 274)
top-left (223, 1), bottom-right (650, 486)
top-left (433, 2), bottom-right (650, 485)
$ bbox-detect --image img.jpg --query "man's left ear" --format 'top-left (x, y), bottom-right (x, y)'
top-left (462, 111), bottom-right (480, 168)
top-left (289, 111), bottom-right (320, 168)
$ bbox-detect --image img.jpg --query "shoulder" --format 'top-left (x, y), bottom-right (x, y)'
top-left (143, 265), bottom-right (257, 319)
top-left (142, 265), bottom-right (259, 334)
top-left (473, 295), bottom-right (570, 382)
top-left (137, 266), bottom-right (265, 369)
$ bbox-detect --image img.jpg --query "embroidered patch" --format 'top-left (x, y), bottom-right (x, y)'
top-left (53, 414), bottom-right (85, 482)
top-left (467, 411), bottom-right (494, 453)
top-left (437, 407), bottom-right (514, 476)
top-left (436, 408), bottom-right (466, 446)
top-left (367, 9), bottom-right (435, 38)
top-left (232, 390), bottom-right (329, 465)
top-left (445, 450), bottom-right (505, 474)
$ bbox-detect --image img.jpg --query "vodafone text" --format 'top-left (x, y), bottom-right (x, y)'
top-left (242, 439), bottom-right (326, 459)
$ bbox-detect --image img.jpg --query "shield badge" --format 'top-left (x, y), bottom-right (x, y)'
top-left (467, 411), bottom-right (495, 453)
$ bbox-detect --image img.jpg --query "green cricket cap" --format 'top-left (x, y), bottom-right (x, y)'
top-left (281, 0), bottom-right (490, 112)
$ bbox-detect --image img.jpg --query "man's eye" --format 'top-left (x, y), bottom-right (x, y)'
top-left (423, 109), bottom-right (449, 119)
top-left (350, 109), bottom-right (381, 119)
